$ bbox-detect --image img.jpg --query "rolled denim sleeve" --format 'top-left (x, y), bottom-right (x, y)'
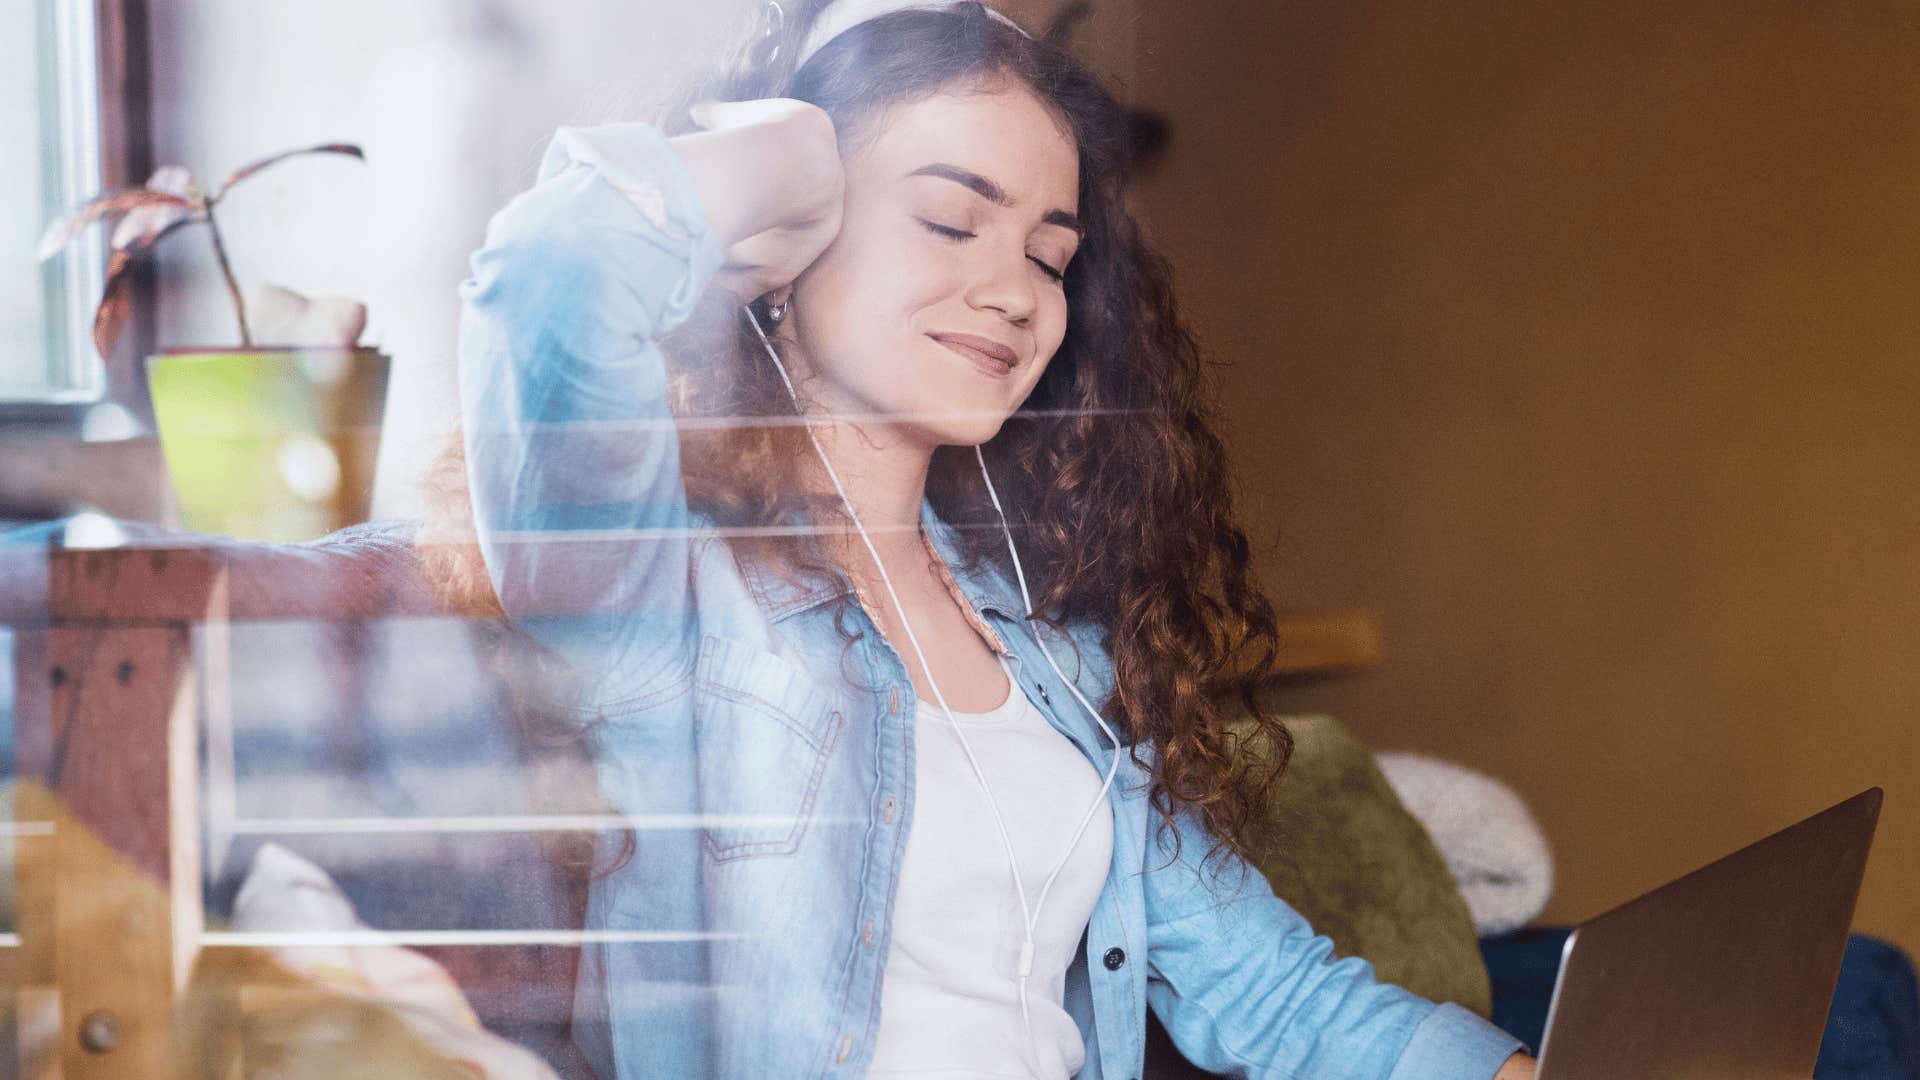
top-left (1144, 802), bottom-right (1524, 1079)
top-left (457, 122), bottom-right (726, 704)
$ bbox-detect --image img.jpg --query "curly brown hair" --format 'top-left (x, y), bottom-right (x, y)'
top-left (419, 0), bottom-right (1291, 871)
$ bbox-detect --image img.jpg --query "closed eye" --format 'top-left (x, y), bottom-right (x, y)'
top-left (920, 219), bottom-right (973, 241)
top-left (919, 219), bottom-right (1067, 283)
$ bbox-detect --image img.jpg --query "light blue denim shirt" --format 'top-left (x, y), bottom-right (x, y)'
top-left (457, 120), bottom-right (1523, 1080)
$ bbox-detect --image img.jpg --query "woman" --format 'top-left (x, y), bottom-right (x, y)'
top-left (429, 2), bottom-right (1537, 1076)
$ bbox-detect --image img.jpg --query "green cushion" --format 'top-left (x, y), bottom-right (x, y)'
top-left (1232, 713), bottom-right (1493, 1017)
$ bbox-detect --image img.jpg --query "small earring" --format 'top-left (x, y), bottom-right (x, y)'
top-left (751, 1), bottom-right (785, 67)
top-left (766, 298), bottom-right (789, 323)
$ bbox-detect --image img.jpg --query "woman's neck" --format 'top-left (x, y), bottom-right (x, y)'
top-left (803, 417), bottom-right (936, 568)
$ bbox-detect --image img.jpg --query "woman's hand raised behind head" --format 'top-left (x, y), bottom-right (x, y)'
top-left (668, 98), bottom-right (844, 303)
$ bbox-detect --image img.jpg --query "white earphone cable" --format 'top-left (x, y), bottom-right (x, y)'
top-left (744, 306), bottom-right (1120, 1073)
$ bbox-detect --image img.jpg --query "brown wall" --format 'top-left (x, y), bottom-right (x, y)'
top-left (1123, 2), bottom-right (1920, 952)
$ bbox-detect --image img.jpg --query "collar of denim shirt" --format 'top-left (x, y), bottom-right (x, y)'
top-left (736, 497), bottom-right (1030, 625)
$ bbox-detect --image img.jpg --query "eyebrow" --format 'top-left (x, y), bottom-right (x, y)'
top-left (908, 162), bottom-right (1083, 236)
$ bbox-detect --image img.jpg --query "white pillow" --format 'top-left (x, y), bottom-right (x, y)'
top-left (230, 842), bottom-right (560, 1079)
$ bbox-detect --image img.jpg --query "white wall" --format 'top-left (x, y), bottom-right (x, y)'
top-left (147, 0), bottom-right (753, 518)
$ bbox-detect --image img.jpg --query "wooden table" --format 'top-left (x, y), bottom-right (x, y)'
top-left (0, 529), bottom-right (1381, 1076)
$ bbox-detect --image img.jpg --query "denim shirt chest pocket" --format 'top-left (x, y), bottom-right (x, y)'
top-left (693, 633), bottom-right (846, 861)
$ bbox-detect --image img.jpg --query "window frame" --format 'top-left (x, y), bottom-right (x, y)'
top-left (3, 0), bottom-right (150, 417)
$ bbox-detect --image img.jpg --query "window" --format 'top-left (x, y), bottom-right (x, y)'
top-left (2, 0), bottom-right (105, 404)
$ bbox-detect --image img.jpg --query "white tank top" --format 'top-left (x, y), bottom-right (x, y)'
top-left (867, 654), bottom-right (1116, 1080)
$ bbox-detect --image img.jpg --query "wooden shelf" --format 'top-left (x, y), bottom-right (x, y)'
top-left (1266, 611), bottom-right (1382, 679)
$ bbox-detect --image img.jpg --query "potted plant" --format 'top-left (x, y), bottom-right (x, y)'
top-left (37, 143), bottom-right (390, 542)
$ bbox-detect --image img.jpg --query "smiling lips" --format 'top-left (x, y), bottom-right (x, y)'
top-left (929, 332), bottom-right (1020, 378)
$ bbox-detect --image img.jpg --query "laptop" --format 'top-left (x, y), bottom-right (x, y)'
top-left (1534, 787), bottom-right (1882, 1078)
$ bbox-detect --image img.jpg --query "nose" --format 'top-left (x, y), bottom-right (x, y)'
top-left (964, 243), bottom-right (1037, 325)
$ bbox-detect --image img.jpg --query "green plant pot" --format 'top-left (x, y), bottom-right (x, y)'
top-left (145, 347), bottom-right (390, 543)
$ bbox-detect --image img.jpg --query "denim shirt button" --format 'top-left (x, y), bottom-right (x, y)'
top-left (882, 795), bottom-right (897, 824)
top-left (887, 685), bottom-right (901, 716)
top-left (835, 1033), bottom-right (854, 1064)
top-left (1102, 947), bottom-right (1125, 970)
top-left (862, 917), bottom-right (876, 947)
top-left (1036, 682), bottom-right (1052, 705)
